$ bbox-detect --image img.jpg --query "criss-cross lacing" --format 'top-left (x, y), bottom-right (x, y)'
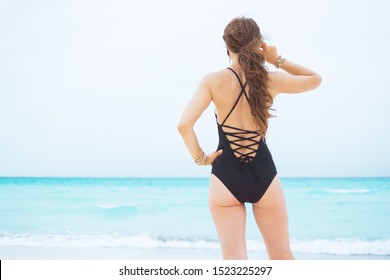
top-left (218, 67), bottom-right (262, 180)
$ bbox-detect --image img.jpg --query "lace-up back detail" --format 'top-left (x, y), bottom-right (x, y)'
top-left (219, 67), bottom-right (262, 164)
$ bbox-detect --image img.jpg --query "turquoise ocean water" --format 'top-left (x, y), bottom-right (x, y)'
top-left (0, 177), bottom-right (389, 257)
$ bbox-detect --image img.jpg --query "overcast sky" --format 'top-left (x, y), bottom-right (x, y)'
top-left (1, 0), bottom-right (389, 178)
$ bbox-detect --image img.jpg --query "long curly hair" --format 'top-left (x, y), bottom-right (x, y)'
top-left (223, 17), bottom-right (274, 138)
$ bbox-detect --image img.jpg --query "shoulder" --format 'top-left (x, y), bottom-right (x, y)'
top-left (200, 68), bottom-right (232, 90)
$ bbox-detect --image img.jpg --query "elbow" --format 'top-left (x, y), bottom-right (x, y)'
top-left (177, 121), bottom-right (192, 135)
top-left (313, 73), bottom-right (322, 89)
top-left (305, 73), bottom-right (322, 92)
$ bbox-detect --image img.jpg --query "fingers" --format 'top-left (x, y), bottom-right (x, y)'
top-left (261, 43), bottom-right (277, 53)
top-left (207, 149), bottom-right (223, 165)
top-left (260, 44), bottom-right (279, 65)
top-left (259, 42), bottom-right (266, 52)
top-left (266, 45), bottom-right (277, 53)
top-left (209, 149), bottom-right (223, 160)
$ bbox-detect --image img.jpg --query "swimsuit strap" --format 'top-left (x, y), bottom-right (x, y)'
top-left (221, 68), bottom-right (248, 126)
top-left (226, 67), bottom-right (249, 101)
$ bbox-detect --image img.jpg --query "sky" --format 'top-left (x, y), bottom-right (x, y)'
top-left (0, 0), bottom-right (389, 178)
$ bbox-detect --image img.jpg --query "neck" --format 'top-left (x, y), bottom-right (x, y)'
top-left (229, 52), bottom-right (241, 70)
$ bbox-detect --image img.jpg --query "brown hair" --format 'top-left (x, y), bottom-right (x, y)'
top-left (223, 17), bottom-right (273, 138)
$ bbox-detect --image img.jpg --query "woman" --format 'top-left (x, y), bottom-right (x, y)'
top-left (177, 17), bottom-right (321, 260)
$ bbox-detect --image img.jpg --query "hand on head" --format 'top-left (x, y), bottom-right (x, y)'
top-left (259, 42), bottom-right (279, 65)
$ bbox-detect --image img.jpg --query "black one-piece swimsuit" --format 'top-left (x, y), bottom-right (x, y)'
top-left (211, 67), bottom-right (277, 203)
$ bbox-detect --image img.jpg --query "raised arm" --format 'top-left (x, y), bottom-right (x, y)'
top-left (177, 74), bottom-right (223, 165)
top-left (261, 42), bottom-right (322, 97)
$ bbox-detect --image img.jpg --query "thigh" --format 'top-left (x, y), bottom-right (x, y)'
top-left (252, 175), bottom-right (294, 259)
top-left (209, 174), bottom-right (247, 259)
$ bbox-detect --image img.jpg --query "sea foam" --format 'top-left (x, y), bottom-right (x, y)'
top-left (0, 232), bottom-right (389, 256)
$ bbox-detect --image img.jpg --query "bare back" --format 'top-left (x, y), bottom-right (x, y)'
top-left (210, 67), bottom-right (264, 158)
